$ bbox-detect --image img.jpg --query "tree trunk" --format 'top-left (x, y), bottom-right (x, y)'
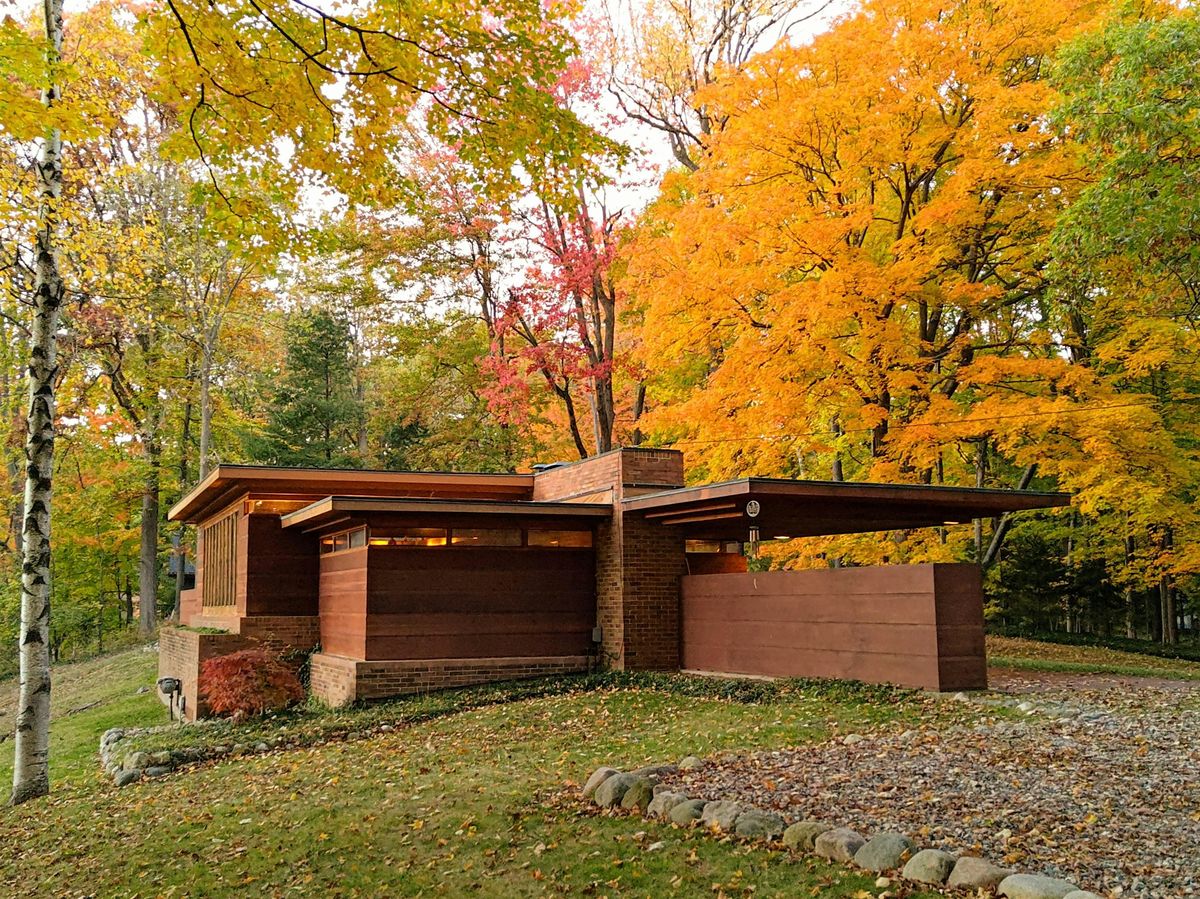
top-left (355, 376), bottom-right (368, 461)
top-left (1159, 576), bottom-right (1177, 646)
top-left (12, 0), bottom-right (64, 807)
top-left (1123, 521), bottom-right (1136, 639)
top-left (138, 433), bottom-right (161, 636)
top-left (173, 391), bottom-right (194, 621)
top-left (831, 419), bottom-right (844, 482)
top-left (973, 438), bottom-right (987, 560)
top-left (981, 464), bottom-right (1038, 570)
top-left (198, 347), bottom-right (213, 478)
top-left (1157, 527), bottom-right (1177, 646)
top-left (630, 382), bottom-right (647, 447)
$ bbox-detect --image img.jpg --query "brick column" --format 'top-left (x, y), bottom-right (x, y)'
top-left (533, 448), bottom-right (687, 671)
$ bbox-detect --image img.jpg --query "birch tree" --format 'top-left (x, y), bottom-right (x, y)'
top-left (10, 0), bottom-right (65, 806)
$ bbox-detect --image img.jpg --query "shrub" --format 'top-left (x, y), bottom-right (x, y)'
top-left (200, 649), bottom-right (305, 720)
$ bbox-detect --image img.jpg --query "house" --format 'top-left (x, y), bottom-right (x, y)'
top-left (159, 448), bottom-right (1068, 718)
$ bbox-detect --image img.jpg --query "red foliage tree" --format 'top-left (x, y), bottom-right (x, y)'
top-left (199, 649), bottom-right (305, 719)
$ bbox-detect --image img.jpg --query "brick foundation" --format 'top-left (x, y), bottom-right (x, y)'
top-left (309, 653), bottom-right (591, 707)
top-left (158, 617), bottom-right (320, 720)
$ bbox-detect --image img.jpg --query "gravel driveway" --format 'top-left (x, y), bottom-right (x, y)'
top-left (660, 670), bottom-right (1200, 898)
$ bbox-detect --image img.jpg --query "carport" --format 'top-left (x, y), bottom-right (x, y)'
top-left (623, 478), bottom-right (1069, 692)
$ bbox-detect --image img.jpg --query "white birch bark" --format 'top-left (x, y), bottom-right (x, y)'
top-left (11, 0), bottom-right (65, 806)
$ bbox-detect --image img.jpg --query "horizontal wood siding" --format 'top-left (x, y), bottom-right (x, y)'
top-left (680, 563), bottom-right (987, 691)
top-left (363, 546), bottom-right (595, 660)
top-left (319, 547), bottom-right (368, 658)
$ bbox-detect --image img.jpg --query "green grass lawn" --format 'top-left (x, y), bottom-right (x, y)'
top-left (0, 647), bottom-right (957, 898)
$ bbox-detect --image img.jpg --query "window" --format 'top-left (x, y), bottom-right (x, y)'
top-left (451, 528), bottom-right (522, 547)
top-left (320, 527), bottom-right (368, 554)
top-left (201, 511), bottom-right (238, 607)
top-left (362, 526), bottom-right (592, 548)
top-left (244, 498), bottom-right (313, 516)
top-left (370, 528), bottom-right (448, 547)
top-left (527, 529), bottom-right (593, 548)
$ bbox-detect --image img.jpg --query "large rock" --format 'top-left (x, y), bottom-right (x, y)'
top-left (998, 874), bottom-right (1078, 899)
top-left (902, 849), bottom-right (956, 885)
top-left (783, 820), bottom-right (833, 851)
top-left (144, 765), bottom-right (172, 778)
top-left (678, 756), bottom-right (704, 770)
top-left (149, 751), bottom-right (172, 767)
top-left (853, 833), bottom-right (914, 872)
top-left (114, 769), bottom-right (141, 788)
top-left (583, 767), bottom-right (618, 799)
top-left (668, 798), bottom-right (707, 825)
top-left (701, 799), bottom-right (744, 832)
top-left (620, 777), bottom-right (655, 812)
top-left (1062, 893), bottom-right (1103, 899)
top-left (123, 751), bottom-right (150, 772)
top-left (814, 828), bottom-right (866, 863)
top-left (734, 809), bottom-right (786, 841)
top-left (647, 791), bottom-right (689, 819)
top-left (594, 772), bottom-right (639, 808)
top-left (948, 856), bottom-right (1012, 890)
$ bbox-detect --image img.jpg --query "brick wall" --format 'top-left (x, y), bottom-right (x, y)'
top-left (530, 451), bottom-right (622, 501)
top-left (533, 448), bottom-right (686, 671)
top-left (159, 627), bottom-right (260, 720)
top-left (619, 513), bottom-right (687, 670)
top-left (159, 618), bottom-right (321, 720)
top-left (309, 653), bottom-right (590, 706)
top-left (237, 615), bottom-right (321, 647)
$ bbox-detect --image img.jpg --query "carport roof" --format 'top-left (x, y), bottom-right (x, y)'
top-left (623, 477), bottom-right (1069, 540)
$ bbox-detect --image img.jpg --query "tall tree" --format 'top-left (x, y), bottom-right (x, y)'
top-left (1052, 4), bottom-right (1200, 643)
top-left (622, 0), bottom-right (1196, 599)
top-left (10, 0), bottom-right (65, 806)
top-left (603, 0), bottom-right (825, 169)
top-left (249, 308), bottom-right (364, 467)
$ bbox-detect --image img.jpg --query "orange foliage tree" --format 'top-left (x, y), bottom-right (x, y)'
top-left (622, 0), bottom-right (1198, 616)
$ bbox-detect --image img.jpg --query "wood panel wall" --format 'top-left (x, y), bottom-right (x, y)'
top-left (319, 547), bottom-right (368, 659)
top-left (360, 546), bottom-right (595, 660)
top-left (243, 514), bottom-right (319, 617)
top-left (680, 563), bottom-right (987, 691)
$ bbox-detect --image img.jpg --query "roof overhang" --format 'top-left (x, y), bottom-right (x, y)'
top-left (169, 464), bottom-right (536, 523)
top-left (279, 495), bottom-right (612, 532)
top-left (623, 477), bottom-right (1069, 540)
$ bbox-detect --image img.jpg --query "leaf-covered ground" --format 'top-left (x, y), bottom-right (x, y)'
top-left (2, 637), bottom-right (1194, 897)
top-left (1, 647), bottom-right (957, 898)
top-left (987, 635), bottom-right (1200, 680)
top-left (666, 661), bottom-right (1200, 898)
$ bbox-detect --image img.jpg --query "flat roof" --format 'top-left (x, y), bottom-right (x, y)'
top-left (624, 477), bottom-right (1069, 540)
top-left (279, 495), bottom-right (612, 531)
top-left (169, 464), bottom-right (535, 523)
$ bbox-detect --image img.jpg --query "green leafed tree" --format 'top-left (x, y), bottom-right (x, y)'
top-left (1052, 3), bottom-right (1200, 642)
top-left (248, 308), bottom-right (365, 468)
